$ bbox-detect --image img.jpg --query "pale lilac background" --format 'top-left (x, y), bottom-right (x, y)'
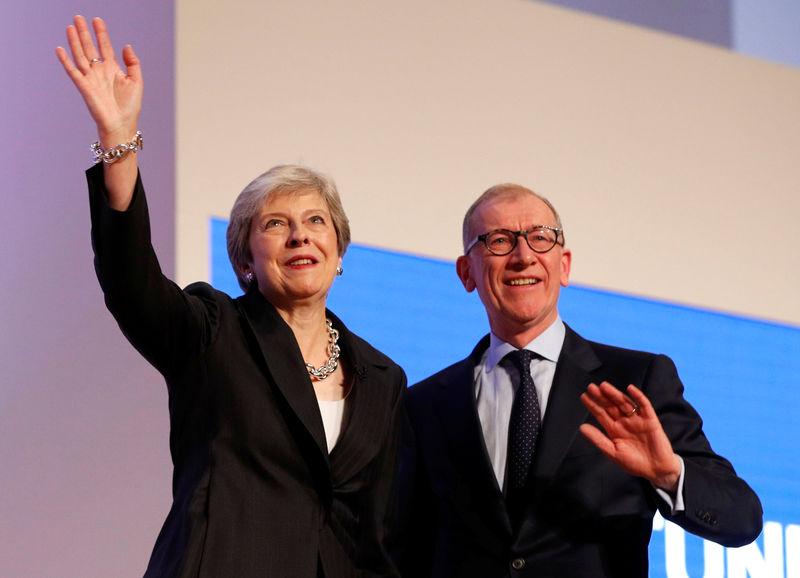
top-left (1, 3), bottom-right (174, 576)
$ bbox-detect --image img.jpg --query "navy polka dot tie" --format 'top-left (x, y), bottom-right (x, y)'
top-left (506, 349), bottom-right (541, 491)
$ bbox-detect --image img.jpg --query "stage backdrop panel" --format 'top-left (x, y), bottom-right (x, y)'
top-left (178, 0), bottom-right (800, 327)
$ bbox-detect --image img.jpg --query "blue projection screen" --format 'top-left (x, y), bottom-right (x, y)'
top-left (212, 218), bottom-right (799, 578)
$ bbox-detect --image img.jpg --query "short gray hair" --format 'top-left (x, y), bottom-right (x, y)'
top-left (226, 164), bottom-right (351, 292)
top-left (462, 183), bottom-right (564, 252)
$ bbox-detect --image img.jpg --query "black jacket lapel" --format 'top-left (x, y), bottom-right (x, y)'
top-left (325, 311), bottom-right (398, 484)
top-left (531, 325), bottom-right (602, 479)
top-left (438, 337), bottom-right (512, 542)
top-left (237, 290), bottom-right (330, 468)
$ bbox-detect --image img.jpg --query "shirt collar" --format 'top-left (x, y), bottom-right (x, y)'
top-left (486, 316), bottom-right (566, 370)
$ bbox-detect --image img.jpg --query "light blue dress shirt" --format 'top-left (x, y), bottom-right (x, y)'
top-left (474, 317), bottom-right (565, 490)
top-left (473, 316), bottom-right (684, 511)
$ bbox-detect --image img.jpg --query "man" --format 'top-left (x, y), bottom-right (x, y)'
top-left (394, 184), bottom-right (762, 577)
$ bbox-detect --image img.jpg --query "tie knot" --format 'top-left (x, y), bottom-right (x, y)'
top-left (505, 349), bottom-right (534, 373)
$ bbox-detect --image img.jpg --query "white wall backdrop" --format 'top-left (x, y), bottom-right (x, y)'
top-left (177, 0), bottom-right (800, 326)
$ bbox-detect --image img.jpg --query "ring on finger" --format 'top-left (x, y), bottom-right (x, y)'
top-left (624, 402), bottom-right (640, 417)
top-left (89, 57), bottom-right (103, 64)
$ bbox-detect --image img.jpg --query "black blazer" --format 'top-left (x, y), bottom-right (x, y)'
top-left (87, 165), bottom-right (406, 578)
top-left (395, 326), bottom-right (762, 578)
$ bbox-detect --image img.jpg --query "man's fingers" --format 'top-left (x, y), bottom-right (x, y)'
top-left (593, 381), bottom-right (641, 418)
top-left (626, 385), bottom-right (655, 418)
top-left (580, 387), bottom-right (606, 417)
top-left (579, 423), bottom-right (614, 457)
top-left (580, 389), bottom-right (620, 433)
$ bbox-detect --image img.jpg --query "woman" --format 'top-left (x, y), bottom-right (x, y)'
top-left (57, 16), bottom-right (405, 577)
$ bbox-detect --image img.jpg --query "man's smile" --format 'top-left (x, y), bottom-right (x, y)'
top-left (505, 277), bottom-right (541, 286)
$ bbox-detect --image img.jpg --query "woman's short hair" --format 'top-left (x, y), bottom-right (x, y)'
top-left (461, 183), bottom-right (564, 252)
top-left (226, 164), bottom-right (351, 292)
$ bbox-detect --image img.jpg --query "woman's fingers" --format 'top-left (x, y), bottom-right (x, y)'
top-left (93, 17), bottom-right (117, 64)
top-left (65, 24), bottom-right (87, 70)
top-left (56, 15), bottom-right (143, 138)
top-left (121, 44), bottom-right (142, 83)
top-left (75, 15), bottom-right (101, 64)
top-left (55, 45), bottom-right (75, 75)
top-left (55, 42), bottom-right (94, 95)
top-left (64, 16), bottom-right (113, 74)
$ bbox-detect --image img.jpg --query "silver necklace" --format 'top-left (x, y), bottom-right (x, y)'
top-left (306, 318), bottom-right (340, 380)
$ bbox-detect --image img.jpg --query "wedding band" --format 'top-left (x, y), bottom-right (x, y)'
top-left (625, 404), bottom-right (640, 417)
top-left (90, 57), bottom-right (103, 64)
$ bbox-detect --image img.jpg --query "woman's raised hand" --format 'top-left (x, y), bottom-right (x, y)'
top-left (56, 16), bottom-right (143, 209)
top-left (56, 15), bottom-right (142, 149)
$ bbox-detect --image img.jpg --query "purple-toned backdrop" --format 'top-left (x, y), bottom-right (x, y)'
top-left (0, 3), bottom-right (174, 576)
top-left (539, 0), bottom-right (733, 47)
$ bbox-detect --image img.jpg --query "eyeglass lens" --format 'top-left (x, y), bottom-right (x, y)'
top-left (484, 228), bottom-right (558, 255)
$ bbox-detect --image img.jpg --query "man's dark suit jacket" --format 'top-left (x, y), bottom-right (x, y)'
top-left (395, 326), bottom-right (762, 578)
top-left (87, 165), bottom-right (405, 578)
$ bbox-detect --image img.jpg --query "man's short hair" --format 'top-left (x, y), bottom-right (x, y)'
top-left (461, 184), bottom-right (564, 253)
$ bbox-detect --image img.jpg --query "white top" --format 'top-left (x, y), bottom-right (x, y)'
top-left (317, 398), bottom-right (346, 453)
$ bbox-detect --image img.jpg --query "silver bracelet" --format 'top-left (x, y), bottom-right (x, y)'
top-left (91, 131), bottom-right (143, 164)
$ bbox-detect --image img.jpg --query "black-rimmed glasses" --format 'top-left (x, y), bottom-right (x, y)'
top-left (465, 226), bottom-right (563, 256)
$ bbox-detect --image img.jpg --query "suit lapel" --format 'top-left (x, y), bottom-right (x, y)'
top-left (511, 326), bottom-right (603, 548)
top-left (531, 325), bottom-right (602, 479)
top-left (325, 312), bottom-right (394, 483)
top-left (437, 337), bottom-right (513, 541)
top-left (238, 290), bottom-right (329, 466)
